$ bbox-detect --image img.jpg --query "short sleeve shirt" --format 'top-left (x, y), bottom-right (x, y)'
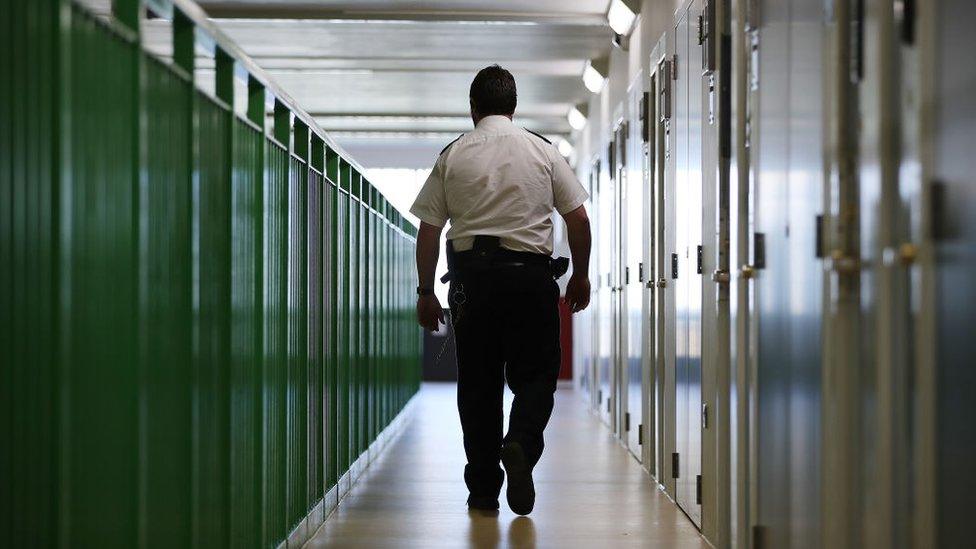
top-left (409, 115), bottom-right (589, 255)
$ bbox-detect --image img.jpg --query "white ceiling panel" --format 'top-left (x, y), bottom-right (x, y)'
top-left (175, 1), bottom-right (615, 167)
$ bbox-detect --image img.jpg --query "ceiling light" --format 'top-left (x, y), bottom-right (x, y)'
top-left (568, 107), bottom-right (587, 131)
top-left (607, 0), bottom-right (637, 35)
top-left (582, 61), bottom-right (606, 93)
top-left (557, 139), bottom-right (575, 157)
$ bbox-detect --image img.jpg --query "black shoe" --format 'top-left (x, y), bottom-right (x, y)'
top-left (501, 441), bottom-right (535, 515)
top-left (467, 494), bottom-right (500, 511)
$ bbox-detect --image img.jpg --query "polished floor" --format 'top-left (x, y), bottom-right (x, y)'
top-left (304, 382), bottom-right (707, 548)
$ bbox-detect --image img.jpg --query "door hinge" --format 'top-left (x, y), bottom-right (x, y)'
top-left (753, 232), bottom-right (766, 269)
top-left (625, 412), bottom-right (631, 432)
top-left (671, 55), bottom-right (678, 80)
top-left (701, 0), bottom-right (716, 73)
top-left (671, 253), bottom-right (679, 279)
top-left (641, 92), bottom-right (651, 143)
top-left (598, 390), bottom-right (603, 404)
top-left (696, 245), bottom-right (703, 274)
top-left (702, 402), bottom-right (708, 429)
top-left (607, 397), bottom-right (611, 413)
top-left (638, 262), bottom-right (644, 283)
top-left (901, 0), bottom-right (916, 44)
top-left (638, 424), bottom-right (644, 445)
top-left (625, 266), bottom-right (630, 285)
top-left (696, 475), bottom-right (703, 504)
top-left (659, 59), bottom-right (672, 121)
top-left (932, 180), bottom-right (948, 240)
top-left (753, 525), bottom-right (766, 549)
top-left (671, 452), bottom-right (680, 478)
top-left (815, 214), bottom-right (825, 258)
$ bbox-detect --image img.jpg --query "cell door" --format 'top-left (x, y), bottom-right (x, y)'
top-left (673, 0), bottom-right (704, 527)
top-left (641, 70), bottom-right (658, 473)
top-left (583, 156), bottom-right (602, 409)
top-left (611, 119), bottom-right (627, 437)
top-left (597, 144), bottom-right (614, 426)
top-left (859, 3), bottom-right (925, 546)
top-left (624, 78), bottom-right (646, 459)
top-left (655, 45), bottom-right (677, 495)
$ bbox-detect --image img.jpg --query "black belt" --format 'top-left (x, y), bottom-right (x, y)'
top-left (441, 236), bottom-right (568, 283)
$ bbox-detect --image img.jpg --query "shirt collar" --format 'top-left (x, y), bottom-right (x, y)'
top-left (475, 114), bottom-right (516, 133)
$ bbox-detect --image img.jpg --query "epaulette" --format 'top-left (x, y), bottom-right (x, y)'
top-left (440, 134), bottom-right (464, 156)
top-left (523, 128), bottom-right (552, 145)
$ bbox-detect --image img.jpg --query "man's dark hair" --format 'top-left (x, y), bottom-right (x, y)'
top-left (469, 64), bottom-right (517, 116)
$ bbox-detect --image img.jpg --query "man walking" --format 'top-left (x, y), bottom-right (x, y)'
top-left (410, 65), bottom-right (592, 515)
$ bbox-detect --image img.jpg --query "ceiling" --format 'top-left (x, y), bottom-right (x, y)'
top-left (193, 1), bottom-right (614, 161)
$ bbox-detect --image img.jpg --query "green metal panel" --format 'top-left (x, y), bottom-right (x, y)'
top-left (307, 165), bottom-right (324, 507)
top-left (2, 0), bottom-right (61, 546)
top-left (230, 115), bottom-right (264, 549)
top-left (263, 139), bottom-right (288, 546)
top-left (324, 149), bottom-right (340, 491)
top-left (140, 52), bottom-right (194, 549)
top-left (192, 90), bottom-right (232, 549)
top-left (337, 159), bottom-right (351, 475)
top-left (4, 2), bottom-right (422, 547)
top-left (286, 152), bottom-right (308, 528)
top-left (65, 8), bottom-right (140, 547)
top-left (349, 172), bottom-right (360, 462)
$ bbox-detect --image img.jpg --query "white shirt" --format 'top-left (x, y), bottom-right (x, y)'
top-left (409, 115), bottom-right (589, 255)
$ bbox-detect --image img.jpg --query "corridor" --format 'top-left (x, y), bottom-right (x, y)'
top-left (305, 383), bottom-right (707, 548)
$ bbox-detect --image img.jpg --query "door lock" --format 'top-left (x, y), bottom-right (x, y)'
top-left (739, 265), bottom-right (757, 279)
top-left (711, 269), bottom-right (730, 283)
top-left (882, 242), bottom-right (918, 267)
top-left (657, 278), bottom-right (668, 289)
top-left (827, 250), bottom-right (862, 274)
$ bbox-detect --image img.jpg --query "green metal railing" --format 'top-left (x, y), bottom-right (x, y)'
top-left (0, 0), bottom-right (422, 547)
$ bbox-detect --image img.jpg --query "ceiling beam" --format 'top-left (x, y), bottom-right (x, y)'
top-left (197, 4), bottom-right (608, 25)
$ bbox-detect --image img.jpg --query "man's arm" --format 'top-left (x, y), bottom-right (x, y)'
top-left (562, 205), bottom-right (591, 313)
top-left (415, 221), bottom-right (445, 331)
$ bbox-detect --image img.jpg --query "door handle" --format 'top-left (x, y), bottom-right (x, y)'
top-left (711, 269), bottom-right (730, 283)
top-left (882, 242), bottom-right (918, 267)
top-left (739, 265), bottom-right (757, 279)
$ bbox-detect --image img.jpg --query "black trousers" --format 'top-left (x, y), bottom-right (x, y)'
top-left (449, 262), bottom-right (561, 499)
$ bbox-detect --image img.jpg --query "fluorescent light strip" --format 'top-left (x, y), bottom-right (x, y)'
top-left (607, 0), bottom-right (637, 35)
top-left (583, 62), bottom-right (605, 93)
top-left (568, 107), bottom-right (587, 130)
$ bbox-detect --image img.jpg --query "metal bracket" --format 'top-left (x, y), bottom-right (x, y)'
top-left (826, 250), bottom-right (862, 274)
top-left (711, 269), bottom-right (730, 283)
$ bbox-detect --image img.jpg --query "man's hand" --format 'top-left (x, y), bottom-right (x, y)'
top-left (417, 294), bottom-right (445, 331)
top-left (564, 274), bottom-right (591, 313)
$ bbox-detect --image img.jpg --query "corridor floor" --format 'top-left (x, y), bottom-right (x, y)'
top-left (305, 382), bottom-right (708, 548)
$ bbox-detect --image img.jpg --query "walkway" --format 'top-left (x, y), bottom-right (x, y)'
top-left (305, 383), bottom-right (708, 548)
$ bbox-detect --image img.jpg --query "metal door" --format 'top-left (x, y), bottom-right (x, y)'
top-left (673, 0), bottom-right (704, 526)
top-left (597, 144), bottom-right (614, 426)
top-left (612, 117), bottom-right (628, 438)
top-left (742, 0), bottom-right (827, 546)
top-left (641, 68), bottom-right (658, 474)
top-left (624, 77), bottom-right (646, 459)
top-left (654, 39), bottom-right (677, 495)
